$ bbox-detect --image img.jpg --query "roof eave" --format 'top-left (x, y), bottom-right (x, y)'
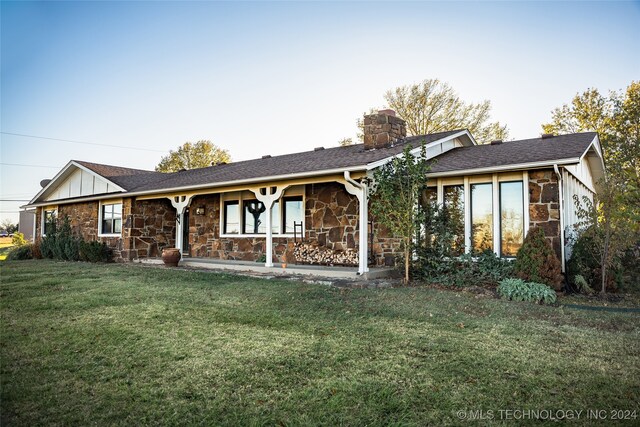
top-left (426, 158), bottom-right (581, 178)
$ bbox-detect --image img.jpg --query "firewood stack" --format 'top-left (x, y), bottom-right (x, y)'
top-left (293, 242), bottom-right (358, 266)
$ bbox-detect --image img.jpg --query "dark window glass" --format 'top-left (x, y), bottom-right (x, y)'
top-left (101, 203), bottom-right (122, 235)
top-left (224, 201), bottom-right (240, 234)
top-left (443, 185), bottom-right (465, 256)
top-left (283, 196), bottom-right (303, 233)
top-left (471, 183), bottom-right (493, 252)
top-left (500, 181), bottom-right (524, 257)
top-left (44, 209), bottom-right (57, 235)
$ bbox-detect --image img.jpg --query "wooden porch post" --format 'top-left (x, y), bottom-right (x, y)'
top-left (169, 195), bottom-right (193, 254)
top-left (342, 172), bottom-right (369, 275)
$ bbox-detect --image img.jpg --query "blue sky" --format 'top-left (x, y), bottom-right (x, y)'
top-left (1, 1), bottom-right (639, 223)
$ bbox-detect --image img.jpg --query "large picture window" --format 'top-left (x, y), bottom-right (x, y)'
top-left (471, 183), bottom-right (493, 252)
top-left (500, 181), bottom-right (524, 257)
top-left (43, 209), bottom-right (57, 236)
top-left (443, 185), bottom-right (465, 256)
top-left (224, 201), bottom-right (240, 234)
top-left (101, 203), bottom-right (122, 235)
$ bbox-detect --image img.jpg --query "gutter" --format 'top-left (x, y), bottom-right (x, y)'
top-left (554, 164), bottom-right (566, 273)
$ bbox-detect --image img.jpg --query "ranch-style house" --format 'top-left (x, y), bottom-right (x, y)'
top-left (23, 110), bottom-right (605, 276)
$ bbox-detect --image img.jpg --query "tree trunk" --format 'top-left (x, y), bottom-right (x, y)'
top-left (404, 241), bottom-right (410, 285)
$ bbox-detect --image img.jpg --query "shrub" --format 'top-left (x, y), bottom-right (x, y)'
top-left (414, 250), bottom-right (514, 287)
top-left (40, 216), bottom-right (81, 261)
top-left (79, 241), bottom-right (112, 263)
top-left (514, 227), bottom-right (563, 291)
top-left (6, 244), bottom-right (33, 261)
top-left (497, 278), bottom-right (557, 304)
top-left (567, 231), bottom-right (617, 292)
top-left (11, 232), bottom-right (27, 247)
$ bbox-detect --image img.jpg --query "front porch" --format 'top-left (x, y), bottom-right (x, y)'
top-left (138, 256), bottom-right (396, 280)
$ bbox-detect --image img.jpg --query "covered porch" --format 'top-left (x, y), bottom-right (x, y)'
top-left (134, 171), bottom-right (399, 276)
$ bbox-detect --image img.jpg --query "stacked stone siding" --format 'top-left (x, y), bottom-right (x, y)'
top-left (528, 169), bottom-right (561, 258)
top-left (363, 111), bottom-right (407, 150)
top-left (122, 198), bottom-right (176, 260)
top-left (59, 201), bottom-right (124, 260)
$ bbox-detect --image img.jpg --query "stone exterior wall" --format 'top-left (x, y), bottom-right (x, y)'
top-left (32, 181), bottom-right (403, 267)
top-left (58, 201), bottom-right (124, 260)
top-left (122, 198), bottom-right (176, 261)
top-left (528, 169), bottom-right (561, 258)
top-left (185, 183), bottom-right (402, 266)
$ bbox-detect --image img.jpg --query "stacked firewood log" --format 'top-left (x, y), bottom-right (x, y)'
top-left (293, 242), bottom-right (358, 266)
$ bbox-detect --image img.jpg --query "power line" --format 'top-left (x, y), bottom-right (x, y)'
top-left (0, 199), bottom-right (30, 202)
top-left (1, 131), bottom-right (167, 153)
top-left (1, 162), bottom-right (60, 169)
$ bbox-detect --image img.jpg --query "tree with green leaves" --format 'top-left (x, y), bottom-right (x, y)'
top-left (370, 142), bottom-right (431, 284)
top-left (573, 176), bottom-right (638, 294)
top-left (383, 79), bottom-right (509, 144)
top-left (542, 81), bottom-right (640, 222)
top-left (156, 140), bottom-right (231, 172)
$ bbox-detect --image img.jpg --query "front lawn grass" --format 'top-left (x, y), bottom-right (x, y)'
top-left (1, 260), bottom-right (639, 426)
top-left (0, 237), bottom-right (14, 261)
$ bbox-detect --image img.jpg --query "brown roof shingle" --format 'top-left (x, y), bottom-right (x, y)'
top-left (428, 132), bottom-right (596, 174)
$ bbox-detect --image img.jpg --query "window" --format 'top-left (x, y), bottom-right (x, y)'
top-left (471, 183), bottom-right (493, 252)
top-left (243, 200), bottom-right (279, 234)
top-left (43, 209), bottom-right (57, 236)
top-left (101, 203), bottom-right (122, 235)
top-left (282, 196), bottom-right (303, 233)
top-left (224, 201), bottom-right (240, 234)
top-left (443, 185), bottom-right (465, 255)
top-left (500, 181), bottom-right (524, 257)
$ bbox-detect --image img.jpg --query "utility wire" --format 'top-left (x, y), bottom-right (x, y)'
top-left (0, 199), bottom-right (30, 202)
top-left (1, 132), bottom-right (167, 153)
top-left (1, 162), bottom-right (60, 169)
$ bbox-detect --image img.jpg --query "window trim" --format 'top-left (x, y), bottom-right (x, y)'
top-left (219, 189), bottom-right (305, 238)
top-left (223, 200), bottom-right (240, 235)
top-left (469, 181), bottom-right (494, 254)
top-left (499, 180), bottom-right (525, 258)
top-left (98, 200), bottom-right (123, 237)
top-left (41, 206), bottom-right (57, 237)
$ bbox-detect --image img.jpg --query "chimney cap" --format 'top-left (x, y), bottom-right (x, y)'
top-left (211, 161), bottom-right (228, 166)
top-left (314, 146), bottom-right (324, 151)
top-left (261, 155), bottom-right (271, 159)
top-left (490, 140), bottom-right (503, 145)
top-left (541, 133), bottom-right (554, 139)
top-left (377, 109), bottom-right (396, 117)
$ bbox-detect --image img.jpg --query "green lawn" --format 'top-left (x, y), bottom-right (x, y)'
top-left (1, 261), bottom-right (639, 426)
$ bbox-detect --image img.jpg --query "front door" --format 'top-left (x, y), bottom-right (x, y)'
top-left (182, 208), bottom-right (190, 255)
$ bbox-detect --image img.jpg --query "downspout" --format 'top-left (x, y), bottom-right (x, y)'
top-left (344, 171), bottom-right (369, 275)
top-left (553, 164), bottom-right (566, 273)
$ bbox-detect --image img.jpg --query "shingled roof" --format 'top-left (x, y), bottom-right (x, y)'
top-left (73, 130), bottom-right (464, 193)
top-left (33, 130), bottom-right (599, 205)
top-left (428, 132), bottom-right (597, 174)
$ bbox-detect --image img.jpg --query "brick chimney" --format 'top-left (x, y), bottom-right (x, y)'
top-left (363, 109), bottom-right (407, 150)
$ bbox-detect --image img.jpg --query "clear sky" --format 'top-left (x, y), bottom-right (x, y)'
top-left (1, 1), bottom-right (639, 224)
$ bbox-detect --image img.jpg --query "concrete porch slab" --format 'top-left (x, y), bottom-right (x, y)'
top-left (137, 257), bottom-right (395, 281)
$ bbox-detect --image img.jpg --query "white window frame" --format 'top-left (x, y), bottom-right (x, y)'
top-left (431, 172), bottom-right (528, 258)
top-left (41, 206), bottom-right (57, 237)
top-left (98, 200), bottom-right (123, 237)
top-left (220, 187), bottom-right (305, 238)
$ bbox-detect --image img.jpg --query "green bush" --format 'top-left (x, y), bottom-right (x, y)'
top-left (514, 227), bottom-right (563, 291)
top-left (567, 230), bottom-right (617, 292)
top-left (6, 244), bottom-right (33, 261)
top-left (497, 278), bottom-right (557, 304)
top-left (414, 250), bottom-right (514, 287)
top-left (39, 216), bottom-right (112, 263)
top-left (79, 241), bottom-right (112, 263)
